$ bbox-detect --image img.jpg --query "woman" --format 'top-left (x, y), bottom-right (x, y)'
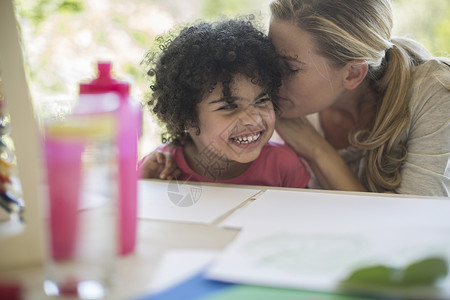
top-left (268, 0), bottom-right (450, 196)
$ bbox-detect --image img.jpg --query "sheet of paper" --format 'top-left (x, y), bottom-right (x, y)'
top-left (220, 189), bottom-right (450, 229)
top-left (142, 258), bottom-right (368, 300)
top-left (138, 180), bottom-right (260, 224)
top-left (148, 249), bottom-right (220, 295)
top-left (207, 223), bottom-right (450, 299)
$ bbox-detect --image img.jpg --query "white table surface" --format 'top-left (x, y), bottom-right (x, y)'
top-left (1, 181), bottom-right (448, 300)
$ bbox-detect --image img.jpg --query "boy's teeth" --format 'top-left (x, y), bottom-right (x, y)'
top-left (233, 133), bottom-right (261, 144)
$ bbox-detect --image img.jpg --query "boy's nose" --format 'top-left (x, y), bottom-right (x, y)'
top-left (238, 104), bottom-right (262, 125)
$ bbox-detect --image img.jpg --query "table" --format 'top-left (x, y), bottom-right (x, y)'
top-left (0, 182), bottom-right (243, 300)
top-left (1, 181), bottom-right (449, 300)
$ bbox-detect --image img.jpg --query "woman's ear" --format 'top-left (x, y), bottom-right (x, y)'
top-left (343, 60), bottom-right (368, 90)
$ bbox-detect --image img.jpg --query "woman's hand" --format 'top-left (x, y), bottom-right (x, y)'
top-left (139, 151), bottom-right (181, 180)
top-left (276, 116), bottom-right (367, 192)
top-left (275, 117), bottom-right (326, 161)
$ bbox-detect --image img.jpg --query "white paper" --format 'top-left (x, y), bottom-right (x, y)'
top-left (138, 180), bottom-right (261, 224)
top-left (207, 223), bottom-right (450, 299)
top-left (148, 249), bottom-right (219, 294)
top-left (220, 189), bottom-right (450, 229)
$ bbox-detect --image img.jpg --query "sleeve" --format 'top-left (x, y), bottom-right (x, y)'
top-left (276, 143), bottom-right (311, 188)
top-left (397, 63), bottom-right (450, 196)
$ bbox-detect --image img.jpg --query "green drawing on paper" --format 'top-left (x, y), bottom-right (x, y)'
top-left (242, 233), bottom-right (372, 274)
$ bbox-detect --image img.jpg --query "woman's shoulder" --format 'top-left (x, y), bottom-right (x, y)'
top-left (412, 59), bottom-right (450, 90)
top-left (408, 59), bottom-right (450, 112)
top-left (405, 59), bottom-right (450, 145)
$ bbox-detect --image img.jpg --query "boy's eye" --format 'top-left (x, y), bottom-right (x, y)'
top-left (216, 103), bottom-right (238, 111)
top-left (255, 97), bottom-right (272, 106)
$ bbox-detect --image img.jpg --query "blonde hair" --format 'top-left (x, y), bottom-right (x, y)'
top-left (270, 0), bottom-right (434, 192)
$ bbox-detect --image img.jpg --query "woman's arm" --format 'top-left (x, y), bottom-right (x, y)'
top-left (276, 117), bottom-right (367, 192)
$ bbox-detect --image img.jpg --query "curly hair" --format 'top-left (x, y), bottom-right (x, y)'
top-left (143, 18), bottom-right (282, 145)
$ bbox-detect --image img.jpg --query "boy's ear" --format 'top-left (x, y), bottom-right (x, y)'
top-left (185, 121), bottom-right (200, 136)
top-left (342, 60), bottom-right (368, 90)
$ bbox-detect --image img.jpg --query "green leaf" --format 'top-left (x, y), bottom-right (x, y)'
top-left (343, 257), bottom-right (448, 287)
top-left (402, 257), bottom-right (448, 285)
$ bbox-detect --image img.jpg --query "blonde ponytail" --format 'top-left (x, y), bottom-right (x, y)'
top-left (351, 44), bottom-right (413, 192)
top-left (270, 0), bottom-right (435, 192)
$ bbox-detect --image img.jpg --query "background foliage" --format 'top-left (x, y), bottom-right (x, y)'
top-left (12, 0), bottom-right (450, 154)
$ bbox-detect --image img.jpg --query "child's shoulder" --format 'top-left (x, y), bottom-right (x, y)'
top-left (262, 140), bottom-right (299, 160)
top-left (260, 140), bottom-right (310, 188)
top-left (139, 142), bottom-right (180, 163)
top-left (264, 140), bottom-right (296, 153)
top-left (155, 142), bottom-right (182, 153)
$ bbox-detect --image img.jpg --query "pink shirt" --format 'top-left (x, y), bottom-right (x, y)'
top-left (152, 141), bottom-right (309, 188)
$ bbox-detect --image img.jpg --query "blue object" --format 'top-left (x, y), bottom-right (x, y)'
top-left (135, 272), bottom-right (233, 300)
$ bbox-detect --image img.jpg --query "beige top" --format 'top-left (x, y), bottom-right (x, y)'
top-left (308, 59), bottom-right (450, 197)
